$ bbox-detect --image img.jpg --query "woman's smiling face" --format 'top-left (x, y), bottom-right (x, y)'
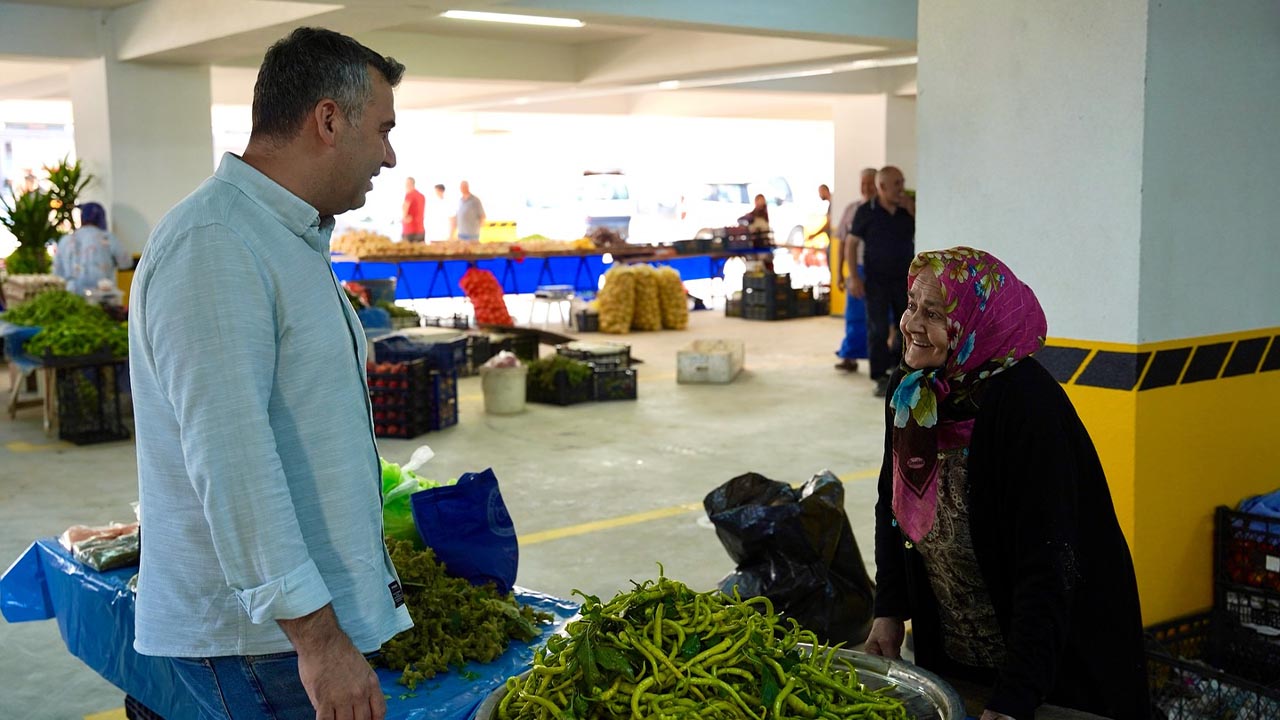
top-left (901, 269), bottom-right (950, 370)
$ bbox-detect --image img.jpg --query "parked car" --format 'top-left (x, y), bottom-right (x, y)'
top-left (579, 170), bottom-right (632, 241)
top-left (675, 177), bottom-right (809, 246)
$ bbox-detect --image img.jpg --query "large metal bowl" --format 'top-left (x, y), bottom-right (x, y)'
top-left (472, 645), bottom-right (965, 720)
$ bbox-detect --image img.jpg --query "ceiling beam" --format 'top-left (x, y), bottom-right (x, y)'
top-left (497, 0), bottom-right (918, 43)
top-left (0, 3), bottom-right (104, 60)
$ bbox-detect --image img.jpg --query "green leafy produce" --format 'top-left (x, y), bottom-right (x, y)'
top-left (2, 290), bottom-right (127, 358)
top-left (379, 539), bottom-right (554, 690)
top-left (1, 186), bottom-right (61, 274)
top-left (1, 289), bottom-right (101, 326)
top-left (497, 572), bottom-right (910, 720)
top-left (380, 457), bottom-right (456, 547)
top-left (526, 356), bottom-right (592, 394)
top-left (377, 300), bottom-right (419, 319)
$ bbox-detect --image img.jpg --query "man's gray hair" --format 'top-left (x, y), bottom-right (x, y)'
top-left (861, 167), bottom-right (878, 177)
top-left (251, 27), bottom-right (405, 142)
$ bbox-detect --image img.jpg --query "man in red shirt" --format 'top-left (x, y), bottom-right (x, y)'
top-left (402, 177), bottom-right (425, 242)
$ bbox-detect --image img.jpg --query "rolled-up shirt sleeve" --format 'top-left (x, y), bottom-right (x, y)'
top-left (142, 223), bottom-right (331, 623)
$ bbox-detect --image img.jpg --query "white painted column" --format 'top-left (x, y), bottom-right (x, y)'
top-left (69, 57), bottom-right (213, 255)
top-left (916, 0), bottom-right (1280, 625)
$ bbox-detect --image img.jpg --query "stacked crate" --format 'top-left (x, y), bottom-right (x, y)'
top-left (1145, 505), bottom-right (1280, 718)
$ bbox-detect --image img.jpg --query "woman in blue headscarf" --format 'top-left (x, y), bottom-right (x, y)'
top-left (53, 202), bottom-right (133, 295)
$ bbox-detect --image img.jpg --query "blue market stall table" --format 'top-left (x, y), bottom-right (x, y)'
top-left (331, 248), bottom-right (775, 301)
top-left (0, 539), bottom-right (578, 720)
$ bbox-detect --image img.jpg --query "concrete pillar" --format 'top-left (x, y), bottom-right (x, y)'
top-left (918, 0), bottom-right (1280, 623)
top-left (829, 94), bottom-right (917, 316)
top-left (69, 57), bottom-right (213, 254)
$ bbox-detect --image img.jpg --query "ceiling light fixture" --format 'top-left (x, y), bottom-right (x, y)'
top-left (656, 80), bottom-right (681, 90)
top-left (440, 10), bottom-right (584, 28)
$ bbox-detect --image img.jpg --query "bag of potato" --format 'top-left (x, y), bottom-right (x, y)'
top-left (657, 267), bottom-right (689, 330)
top-left (597, 266), bottom-right (637, 334)
top-left (631, 265), bottom-right (663, 332)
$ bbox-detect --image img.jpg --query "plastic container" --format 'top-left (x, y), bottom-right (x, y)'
top-left (1146, 612), bottom-right (1280, 718)
top-left (677, 339), bottom-right (744, 384)
top-left (556, 340), bottom-right (631, 369)
top-left (55, 360), bottom-right (131, 445)
top-left (1216, 505), bottom-right (1280, 594)
top-left (480, 365), bottom-right (528, 415)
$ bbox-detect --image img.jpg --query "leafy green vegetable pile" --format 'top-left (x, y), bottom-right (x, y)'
top-left (380, 538), bottom-right (554, 690)
top-left (2, 290), bottom-right (127, 357)
top-left (496, 573), bottom-right (909, 720)
top-left (526, 355), bottom-right (593, 394)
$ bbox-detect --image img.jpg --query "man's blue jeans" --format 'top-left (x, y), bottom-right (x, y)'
top-left (170, 652), bottom-right (314, 719)
top-left (837, 266), bottom-right (868, 361)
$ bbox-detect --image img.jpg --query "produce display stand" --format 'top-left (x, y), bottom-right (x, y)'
top-left (331, 245), bottom-right (774, 301)
top-left (0, 538), bottom-right (578, 720)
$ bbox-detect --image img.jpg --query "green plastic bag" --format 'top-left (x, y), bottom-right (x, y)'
top-left (381, 446), bottom-right (455, 547)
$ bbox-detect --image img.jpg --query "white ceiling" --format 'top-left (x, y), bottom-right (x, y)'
top-left (0, 0), bottom-right (918, 120)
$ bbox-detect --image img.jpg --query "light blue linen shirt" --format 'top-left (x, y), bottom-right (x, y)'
top-left (128, 153), bottom-right (412, 657)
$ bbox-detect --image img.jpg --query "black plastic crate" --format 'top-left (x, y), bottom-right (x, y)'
top-left (592, 367), bottom-right (637, 401)
top-left (1216, 505), bottom-right (1280, 595)
top-left (794, 297), bottom-right (817, 317)
top-left (423, 314), bottom-right (472, 329)
top-left (367, 357), bottom-right (431, 394)
top-left (1146, 612), bottom-right (1280, 719)
top-left (743, 285), bottom-right (791, 307)
top-left (55, 361), bottom-right (130, 445)
top-left (575, 310), bottom-right (600, 333)
top-left (527, 368), bottom-right (592, 406)
top-left (426, 368), bottom-right (458, 431)
top-left (742, 272), bottom-right (789, 292)
top-left (557, 342), bottom-right (631, 370)
top-left (464, 333), bottom-right (492, 375)
top-left (725, 297), bottom-right (743, 318)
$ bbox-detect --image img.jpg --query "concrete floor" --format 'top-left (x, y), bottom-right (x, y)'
top-left (0, 310), bottom-right (890, 720)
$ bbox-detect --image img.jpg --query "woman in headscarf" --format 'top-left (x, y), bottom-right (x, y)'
top-left (864, 247), bottom-right (1148, 719)
top-left (53, 202), bottom-right (133, 295)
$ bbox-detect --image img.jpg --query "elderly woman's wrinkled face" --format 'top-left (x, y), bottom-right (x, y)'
top-left (901, 270), bottom-right (949, 370)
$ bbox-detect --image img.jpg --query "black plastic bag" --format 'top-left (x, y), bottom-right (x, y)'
top-left (704, 470), bottom-right (875, 644)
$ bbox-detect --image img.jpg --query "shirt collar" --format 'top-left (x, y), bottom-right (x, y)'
top-left (214, 153), bottom-right (335, 253)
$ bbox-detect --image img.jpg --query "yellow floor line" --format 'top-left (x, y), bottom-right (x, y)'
top-left (521, 467), bottom-right (879, 547)
top-left (6, 440), bottom-right (72, 452)
top-left (84, 709), bottom-right (126, 720)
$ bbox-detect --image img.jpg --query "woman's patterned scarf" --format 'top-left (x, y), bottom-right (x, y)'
top-left (891, 247), bottom-right (1047, 543)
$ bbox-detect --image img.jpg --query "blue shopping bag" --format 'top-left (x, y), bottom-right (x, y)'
top-left (411, 468), bottom-right (518, 594)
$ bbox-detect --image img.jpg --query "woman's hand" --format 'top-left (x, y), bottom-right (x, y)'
top-left (863, 617), bottom-right (905, 659)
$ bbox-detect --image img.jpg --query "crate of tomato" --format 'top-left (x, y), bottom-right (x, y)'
top-left (367, 358), bottom-right (458, 437)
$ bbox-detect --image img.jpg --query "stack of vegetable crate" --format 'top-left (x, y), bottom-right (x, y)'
top-left (1144, 506), bottom-right (1280, 718)
top-left (367, 355), bottom-right (458, 439)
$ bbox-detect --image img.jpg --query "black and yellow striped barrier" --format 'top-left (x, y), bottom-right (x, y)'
top-left (1040, 329), bottom-right (1279, 391)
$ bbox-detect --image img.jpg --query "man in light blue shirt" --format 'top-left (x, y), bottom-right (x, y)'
top-left (129, 28), bottom-right (408, 720)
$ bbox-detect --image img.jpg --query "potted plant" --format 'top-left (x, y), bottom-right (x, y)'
top-left (45, 157), bottom-right (92, 233)
top-left (1, 187), bottom-right (60, 275)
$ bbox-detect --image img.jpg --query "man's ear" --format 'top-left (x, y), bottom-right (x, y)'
top-left (314, 99), bottom-right (342, 147)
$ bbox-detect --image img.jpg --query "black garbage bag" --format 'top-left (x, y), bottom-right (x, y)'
top-left (704, 470), bottom-right (875, 644)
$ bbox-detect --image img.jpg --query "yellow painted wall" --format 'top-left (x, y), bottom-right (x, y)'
top-left (1060, 384), bottom-right (1138, 544)
top-left (1051, 331), bottom-right (1280, 625)
top-left (1133, 370), bottom-right (1280, 623)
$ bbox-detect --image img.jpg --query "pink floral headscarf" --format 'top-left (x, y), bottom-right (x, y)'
top-left (890, 247), bottom-right (1047, 543)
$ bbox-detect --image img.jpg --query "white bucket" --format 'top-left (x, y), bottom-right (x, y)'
top-left (481, 365), bottom-right (528, 415)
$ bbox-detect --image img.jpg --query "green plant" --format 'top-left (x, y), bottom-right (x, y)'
top-left (44, 157), bottom-right (93, 232)
top-left (1, 187), bottom-right (59, 274)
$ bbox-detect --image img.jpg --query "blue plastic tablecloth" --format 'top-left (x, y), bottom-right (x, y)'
top-left (1, 539), bottom-right (579, 720)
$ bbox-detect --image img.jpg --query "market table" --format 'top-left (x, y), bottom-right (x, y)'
top-left (0, 539), bottom-right (578, 720)
top-left (331, 247), bottom-right (774, 300)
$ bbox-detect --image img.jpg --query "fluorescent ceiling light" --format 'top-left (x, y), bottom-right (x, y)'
top-left (441, 10), bottom-right (584, 28)
top-left (656, 80), bottom-right (681, 90)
